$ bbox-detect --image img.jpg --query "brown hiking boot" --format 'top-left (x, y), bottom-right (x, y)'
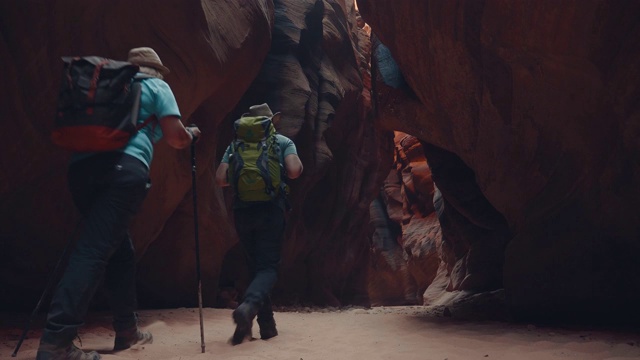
top-left (230, 302), bottom-right (257, 345)
top-left (113, 328), bottom-right (153, 351)
top-left (258, 317), bottom-right (278, 340)
top-left (36, 343), bottom-right (101, 360)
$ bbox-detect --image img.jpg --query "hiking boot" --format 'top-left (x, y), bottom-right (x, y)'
top-left (258, 317), bottom-right (278, 340)
top-left (36, 343), bottom-right (101, 360)
top-left (113, 328), bottom-right (153, 351)
top-left (230, 302), bottom-right (257, 345)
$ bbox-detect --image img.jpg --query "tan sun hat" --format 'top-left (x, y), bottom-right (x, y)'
top-left (243, 103), bottom-right (282, 123)
top-left (127, 47), bottom-right (170, 75)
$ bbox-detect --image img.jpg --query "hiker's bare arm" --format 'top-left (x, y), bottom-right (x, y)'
top-left (216, 162), bottom-right (230, 187)
top-left (284, 154), bottom-right (303, 179)
top-left (159, 116), bottom-right (201, 149)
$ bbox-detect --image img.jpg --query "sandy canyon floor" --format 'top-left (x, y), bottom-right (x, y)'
top-left (2, 306), bottom-right (640, 360)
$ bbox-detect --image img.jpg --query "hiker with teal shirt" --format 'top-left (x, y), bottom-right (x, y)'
top-left (215, 103), bottom-right (303, 345)
top-left (37, 47), bottom-right (201, 360)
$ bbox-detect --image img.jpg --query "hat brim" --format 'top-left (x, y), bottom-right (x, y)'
top-left (136, 60), bottom-right (170, 75)
top-left (240, 111), bottom-right (281, 123)
top-left (271, 112), bottom-right (282, 124)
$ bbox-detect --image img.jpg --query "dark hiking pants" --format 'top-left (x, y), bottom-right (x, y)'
top-left (233, 202), bottom-right (285, 322)
top-left (40, 152), bottom-right (150, 348)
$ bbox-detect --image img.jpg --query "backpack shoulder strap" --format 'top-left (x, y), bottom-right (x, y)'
top-left (130, 75), bottom-right (158, 132)
top-left (271, 133), bottom-right (292, 209)
top-left (130, 81), bottom-right (143, 127)
top-left (136, 114), bottom-right (158, 131)
top-left (228, 140), bottom-right (244, 202)
top-left (133, 73), bottom-right (154, 80)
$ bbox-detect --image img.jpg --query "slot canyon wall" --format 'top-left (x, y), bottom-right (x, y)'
top-left (0, 0), bottom-right (391, 311)
top-left (3, 0), bottom-right (639, 326)
top-left (360, 0), bottom-right (640, 323)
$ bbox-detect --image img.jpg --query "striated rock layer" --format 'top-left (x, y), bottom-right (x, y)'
top-left (360, 0), bottom-right (640, 323)
top-left (368, 132), bottom-right (441, 306)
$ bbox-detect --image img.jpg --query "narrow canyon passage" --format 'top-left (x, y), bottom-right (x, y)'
top-left (2, 1), bottom-right (640, 359)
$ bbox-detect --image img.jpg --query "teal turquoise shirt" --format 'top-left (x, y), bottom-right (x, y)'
top-left (71, 75), bottom-right (181, 168)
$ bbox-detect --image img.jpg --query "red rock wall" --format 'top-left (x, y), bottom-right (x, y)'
top-left (368, 132), bottom-right (441, 306)
top-left (216, 0), bottom-right (393, 307)
top-left (0, 0), bottom-right (391, 310)
top-left (360, 0), bottom-right (640, 322)
top-left (0, 0), bottom-right (276, 310)
top-left (9, 0), bottom-right (638, 325)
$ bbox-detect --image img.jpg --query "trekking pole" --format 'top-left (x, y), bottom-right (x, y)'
top-left (12, 222), bottom-right (80, 357)
top-left (188, 125), bottom-right (205, 353)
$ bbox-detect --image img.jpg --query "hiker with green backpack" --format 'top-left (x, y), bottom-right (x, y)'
top-left (215, 103), bottom-right (303, 345)
top-left (36, 47), bottom-right (201, 360)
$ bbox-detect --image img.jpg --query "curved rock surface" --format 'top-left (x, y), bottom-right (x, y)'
top-left (368, 132), bottom-right (441, 306)
top-left (0, 0), bottom-right (389, 310)
top-left (230, 0), bottom-right (392, 307)
top-left (5, 0), bottom-right (639, 326)
top-left (360, 0), bottom-right (640, 323)
top-left (0, 0), bottom-right (277, 309)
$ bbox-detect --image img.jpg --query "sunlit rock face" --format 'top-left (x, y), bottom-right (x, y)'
top-left (360, 0), bottom-right (640, 322)
top-left (368, 131), bottom-right (507, 307)
top-left (368, 132), bottom-right (441, 306)
top-left (0, 0), bottom-right (390, 309)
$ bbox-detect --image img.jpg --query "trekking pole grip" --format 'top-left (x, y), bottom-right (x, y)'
top-left (187, 124), bottom-right (198, 144)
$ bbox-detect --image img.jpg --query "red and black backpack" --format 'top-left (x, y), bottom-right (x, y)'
top-left (51, 56), bottom-right (155, 152)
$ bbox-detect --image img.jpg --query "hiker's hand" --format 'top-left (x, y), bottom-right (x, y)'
top-left (186, 125), bottom-right (201, 143)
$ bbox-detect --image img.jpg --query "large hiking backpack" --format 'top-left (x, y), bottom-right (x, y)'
top-left (228, 116), bottom-right (289, 203)
top-left (51, 56), bottom-right (155, 152)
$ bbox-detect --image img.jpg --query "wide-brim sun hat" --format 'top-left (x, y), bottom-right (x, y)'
top-left (243, 103), bottom-right (281, 123)
top-left (127, 47), bottom-right (170, 75)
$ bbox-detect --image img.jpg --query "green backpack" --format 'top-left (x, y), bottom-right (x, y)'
top-left (228, 116), bottom-right (289, 202)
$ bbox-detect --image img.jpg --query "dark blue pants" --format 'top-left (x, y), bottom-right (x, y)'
top-left (233, 202), bottom-right (285, 321)
top-left (41, 152), bottom-right (150, 347)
